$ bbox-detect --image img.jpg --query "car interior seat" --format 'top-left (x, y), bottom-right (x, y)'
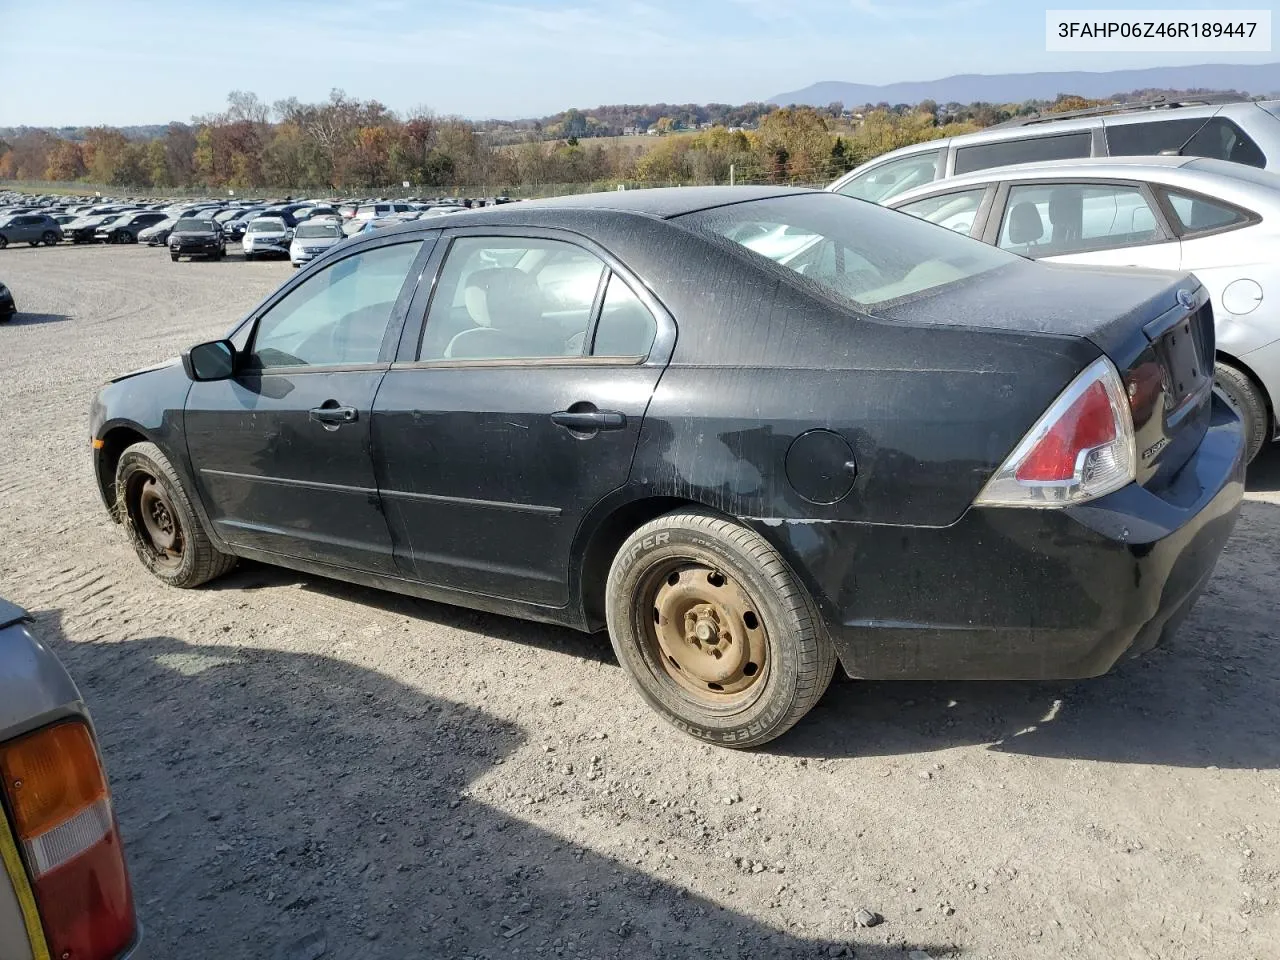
top-left (1006, 201), bottom-right (1046, 250)
top-left (445, 268), bottom-right (553, 359)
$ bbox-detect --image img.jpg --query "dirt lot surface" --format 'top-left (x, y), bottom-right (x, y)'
top-left (1, 242), bottom-right (1278, 960)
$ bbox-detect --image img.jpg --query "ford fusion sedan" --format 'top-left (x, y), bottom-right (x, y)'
top-left (169, 217), bottom-right (226, 261)
top-left (89, 187), bottom-right (1244, 747)
top-left (886, 155), bottom-right (1280, 461)
top-left (0, 598), bottom-right (141, 959)
top-left (242, 216), bottom-right (291, 260)
top-left (289, 220), bottom-right (344, 267)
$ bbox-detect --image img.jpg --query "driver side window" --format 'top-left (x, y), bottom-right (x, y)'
top-left (250, 241), bottom-right (423, 369)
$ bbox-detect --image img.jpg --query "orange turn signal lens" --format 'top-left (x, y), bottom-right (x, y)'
top-left (0, 722), bottom-right (108, 841)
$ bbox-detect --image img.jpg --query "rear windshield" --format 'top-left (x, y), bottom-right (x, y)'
top-left (174, 218), bottom-right (215, 232)
top-left (681, 192), bottom-right (1016, 308)
top-left (295, 223), bottom-right (342, 238)
top-left (249, 218), bottom-right (286, 233)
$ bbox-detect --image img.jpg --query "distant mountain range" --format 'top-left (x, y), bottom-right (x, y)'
top-left (770, 62), bottom-right (1280, 107)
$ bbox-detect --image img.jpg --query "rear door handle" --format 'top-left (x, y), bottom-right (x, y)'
top-left (309, 405), bottom-right (359, 425)
top-left (551, 410), bottom-right (627, 431)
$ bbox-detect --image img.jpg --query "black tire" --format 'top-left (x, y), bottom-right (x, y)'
top-left (171, 253), bottom-right (179, 262)
top-left (115, 441), bottom-right (236, 588)
top-left (0, 235), bottom-right (8, 249)
top-left (605, 509), bottom-right (836, 748)
top-left (42, 231), bottom-right (58, 246)
top-left (244, 252), bottom-right (254, 261)
top-left (1215, 360), bottom-right (1269, 463)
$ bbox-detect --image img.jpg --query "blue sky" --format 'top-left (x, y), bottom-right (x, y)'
top-left (0, 0), bottom-right (1273, 125)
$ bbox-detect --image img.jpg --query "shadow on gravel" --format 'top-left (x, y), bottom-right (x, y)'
top-left (6, 312), bottom-right (71, 326)
top-left (35, 612), bottom-right (952, 960)
top-left (200, 496), bottom-right (1279, 775)
top-left (1246, 445), bottom-right (1280, 493)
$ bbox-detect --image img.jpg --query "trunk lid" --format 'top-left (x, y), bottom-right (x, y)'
top-left (877, 260), bottom-right (1215, 486)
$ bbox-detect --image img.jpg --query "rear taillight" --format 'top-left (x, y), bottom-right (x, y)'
top-left (0, 721), bottom-right (136, 960)
top-left (975, 357), bottom-right (1136, 508)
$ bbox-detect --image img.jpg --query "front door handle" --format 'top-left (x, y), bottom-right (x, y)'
top-left (309, 404), bottom-right (359, 425)
top-left (551, 410), bottom-right (627, 432)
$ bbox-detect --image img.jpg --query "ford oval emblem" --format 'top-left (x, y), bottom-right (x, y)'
top-left (1177, 288), bottom-right (1196, 310)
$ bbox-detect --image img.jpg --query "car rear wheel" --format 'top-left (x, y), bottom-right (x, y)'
top-left (605, 509), bottom-right (836, 748)
top-left (116, 441), bottom-right (236, 588)
top-left (170, 253), bottom-right (179, 262)
top-left (0, 235), bottom-right (7, 249)
top-left (1215, 360), bottom-right (1269, 463)
top-left (42, 231), bottom-right (58, 245)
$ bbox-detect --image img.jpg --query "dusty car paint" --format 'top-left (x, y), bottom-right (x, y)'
top-left (90, 187), bottom-right (1244, 682)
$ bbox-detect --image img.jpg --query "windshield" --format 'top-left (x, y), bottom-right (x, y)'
top-left (295, 223), bottom-right (342, 239)
top-left (249, 218), bottom-right (286, 233)
top-left (681, 192), bottom-right (1016, 308)
top-left (174, 218), bottom-right (216, 232)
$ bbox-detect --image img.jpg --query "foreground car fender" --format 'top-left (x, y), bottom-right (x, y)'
top-left (88, 364), bottom-right (228, 550)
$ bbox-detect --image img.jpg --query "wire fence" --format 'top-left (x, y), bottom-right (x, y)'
top-left (2, 170), bottom-right (841, 201)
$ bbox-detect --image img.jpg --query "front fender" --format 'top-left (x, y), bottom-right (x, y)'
top-left (89, 365), bottom-right (230, 551)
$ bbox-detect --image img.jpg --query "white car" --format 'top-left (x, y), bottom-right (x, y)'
top-left (242, 217), bottom-right (291, 261)
top-left (289, 221), bottom-right (344, 268)
top-left (887, 155), bottom-right (1280, 460)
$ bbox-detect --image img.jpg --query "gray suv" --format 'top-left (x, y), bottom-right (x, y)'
top-left (0, 213), bottom-right (63, 248)
top-left (829, 98), bottom-right (1280, 204)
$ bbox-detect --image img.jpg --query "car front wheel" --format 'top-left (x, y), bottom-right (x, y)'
top-left (116, 441), bottom-right (236, 587)
top-left (42, 231), bottom-right (59, 245)
top-left (1215, 360), bottom-right (1269, 463)
top-left (0, 235), bottom-right (8, 249)
top-left (605, 509), bottom-right (836, 748)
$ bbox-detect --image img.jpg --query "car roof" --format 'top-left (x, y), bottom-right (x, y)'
top-left (887, 154), bottom-right (1280, 212)
top-left (508, 185), bottom-right (816, 219)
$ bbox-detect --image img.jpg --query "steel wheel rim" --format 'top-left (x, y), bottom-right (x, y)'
top-left (640, 560), bottom-right (770, 706)
top-left (134, 475), bottom-right (184, 571)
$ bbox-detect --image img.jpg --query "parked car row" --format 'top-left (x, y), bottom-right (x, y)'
top-left (829, 95), bottom-right (1280, 463)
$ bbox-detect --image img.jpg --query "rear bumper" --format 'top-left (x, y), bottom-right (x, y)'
top-left (751, 394), bottom-right (1246, 681)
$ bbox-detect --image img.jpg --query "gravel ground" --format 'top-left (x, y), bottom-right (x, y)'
top-left (2, 242), bottom-right (1279, 960)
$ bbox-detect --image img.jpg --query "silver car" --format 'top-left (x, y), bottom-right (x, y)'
top-left (0, 599), bottom-right (142, 958)
top-left (829, 97), bottom-right (1280, 205)
top-left (886, 155), bottom-right (1280, 460)
top-left (242, 216), bottom-right (292, 260)
top-left (288, 220), bottom-right (344, 268)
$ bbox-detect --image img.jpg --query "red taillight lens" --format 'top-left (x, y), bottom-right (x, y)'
top-left (1015, 380), bottom-right (1117, 482)
top-left (0, 722), bottom-right (136, 960)
top-left (975, 357), bottom-right (1137, 508)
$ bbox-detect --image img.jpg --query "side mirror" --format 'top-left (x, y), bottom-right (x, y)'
top-left (182, 339), bottom-right (237, 382)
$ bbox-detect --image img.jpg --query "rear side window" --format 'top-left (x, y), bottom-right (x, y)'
top-left (420, 237), bottom-right (606, 361)
top-left (954, 132), bottom-right (1092, 175)
top-left (997, 182), bottom-right (1163, 256)
top-left (1109, 116), bottom-right (1266, 167)
top-left (835, 150), bottom-right (941, 203)
top-left (1183, 118), bottom-right (1265, 167)
top-left (1162, 189), bottom-right (1251, 235)
top-left (593, 275), bottom-right (657, 358)
top-left (1105, 118), bottom-right (1204, 156)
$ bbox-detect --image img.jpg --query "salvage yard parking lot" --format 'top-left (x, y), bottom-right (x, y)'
top-left (2, 242), bottom-right (1279, 959)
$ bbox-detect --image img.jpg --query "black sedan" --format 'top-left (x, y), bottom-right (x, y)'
top-left (88, 187), bottom-right (1245, 747)
top-left (168, 217), bottom-right (226, 261)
